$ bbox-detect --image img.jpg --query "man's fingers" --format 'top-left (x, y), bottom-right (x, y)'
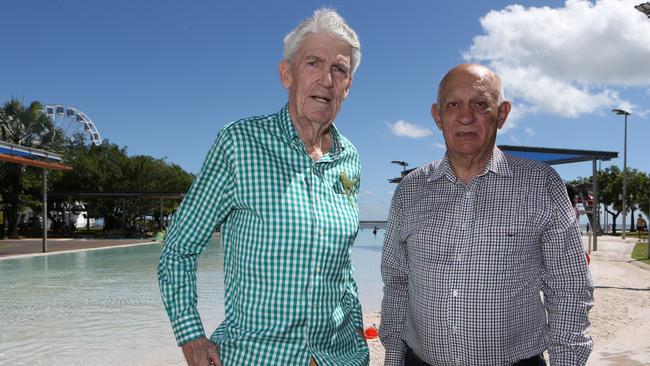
top-left (181, 337), bottom-right (221, 366)
top-left (207, 346), bottom-right (222, 366)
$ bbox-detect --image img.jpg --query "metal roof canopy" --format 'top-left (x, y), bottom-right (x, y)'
top-left (497, 145), bottom-right (618, 165)
top-left (498, 145), bottom-right (618, 252)
top-left (0, 140), bottom-right (72, 171)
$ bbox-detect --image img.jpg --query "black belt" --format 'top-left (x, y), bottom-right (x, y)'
top-left (404, 345), bottom-right (546, 366)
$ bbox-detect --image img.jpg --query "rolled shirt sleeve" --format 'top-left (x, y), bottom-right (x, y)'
top-left (541, 169), bottom-right (594, 365)
top-left (157, 128), bottom-right (235, 346)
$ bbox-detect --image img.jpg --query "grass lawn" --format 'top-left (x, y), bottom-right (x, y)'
top-left (631, 242), bottom-right (650, 265)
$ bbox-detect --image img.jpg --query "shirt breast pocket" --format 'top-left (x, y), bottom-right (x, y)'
top-left (482, 224), bottom-right (541, 263)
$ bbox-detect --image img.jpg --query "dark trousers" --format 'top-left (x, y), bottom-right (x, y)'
top-left (404, 346), bottom-right (546, 366)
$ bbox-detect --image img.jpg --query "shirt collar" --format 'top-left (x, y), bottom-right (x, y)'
top-left (278, 103), bottom-right (345, 156)
top-left (428, 146), bottom-right (512, 182)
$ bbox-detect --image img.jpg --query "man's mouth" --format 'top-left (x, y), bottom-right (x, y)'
top-left (311, 95), bottom-right (331, 103)
top-left (457, 131), bottom-right (476, 137)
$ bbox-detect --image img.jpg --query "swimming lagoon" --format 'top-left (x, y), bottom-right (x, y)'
top-left (0, 230), bottom-right (384, 366)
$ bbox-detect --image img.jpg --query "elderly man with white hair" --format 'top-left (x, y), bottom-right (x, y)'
top-left (158, 8), bottom-right (368, 366)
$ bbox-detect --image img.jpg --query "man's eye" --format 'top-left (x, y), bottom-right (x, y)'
top-left (333, 65), bottom-right (349, 77)
top-left (307, 60), bottom-right (320, 67)
top-left (474, 101), bottom-right (491, 113)
top-left (447, 102), bottom-right (460, 109)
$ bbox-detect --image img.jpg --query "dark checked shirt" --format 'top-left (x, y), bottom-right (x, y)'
top-left (380, 147), bottom-right (593, 366)
top-left (158, 105), bottom-right (368, 366)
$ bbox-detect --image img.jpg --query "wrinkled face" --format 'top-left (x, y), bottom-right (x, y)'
top-left (280, 32), bottom-right (353, 128)
top-left (432, 67), bottom-right (510, 160)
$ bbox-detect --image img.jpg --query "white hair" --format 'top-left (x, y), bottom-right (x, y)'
top-left (283, 8), bottom-right (361, 75)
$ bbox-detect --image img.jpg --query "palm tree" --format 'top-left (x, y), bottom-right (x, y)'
top-left (0, 99), bottom-right (65, 238)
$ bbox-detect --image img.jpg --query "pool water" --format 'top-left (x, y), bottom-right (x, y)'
top-left (0, 229), bottom-right (383, 366)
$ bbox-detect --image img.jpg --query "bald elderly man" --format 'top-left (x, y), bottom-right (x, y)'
top-left (380, 64), bottom-right (593, 366)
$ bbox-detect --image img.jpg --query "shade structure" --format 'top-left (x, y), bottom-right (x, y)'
top-left (497, 145), bottom-right (618, 166)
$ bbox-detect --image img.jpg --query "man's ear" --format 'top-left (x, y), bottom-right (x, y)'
top-left (496, 101), bottom-right (511, 129)
top-left (431, 103), bottom-right (443, 130)
top-left (342, 77), bottom-right (353, 99)
top-left (279, 61), bottom-right (292, 89)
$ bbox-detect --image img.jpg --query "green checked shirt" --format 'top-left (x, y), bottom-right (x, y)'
top-left (158, 105), bottom-right (369, 366)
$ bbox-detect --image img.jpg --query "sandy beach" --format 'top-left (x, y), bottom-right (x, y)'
top-left (363, 235), bottom-right (650, 366)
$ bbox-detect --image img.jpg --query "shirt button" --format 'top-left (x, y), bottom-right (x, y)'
top-left (319, 230), bottom-right (324, 236)
top-left (456, 254), bottom-right (462, 261)
top-left (454, 358), bottom-right (460, 365)
top-left (316, 266), bottom-right (320, 273)
top-left (452, 289), bottom-right (458, 297)
top-left (452, 326), bottom-right (458, 334)
top-left (465, 191), bottom-right (472, 198)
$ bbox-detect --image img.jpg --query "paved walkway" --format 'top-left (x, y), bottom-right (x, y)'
top-left (584, 235), bottom-right (650, 365)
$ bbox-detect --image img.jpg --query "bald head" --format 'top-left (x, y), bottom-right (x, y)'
top-left (430, 63), bottom-right (511, 178)
top-left (437, 64), bottom-right (505, 108)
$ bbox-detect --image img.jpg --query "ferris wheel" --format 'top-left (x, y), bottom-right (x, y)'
top-left (43, 105), bottom-right (102, 146)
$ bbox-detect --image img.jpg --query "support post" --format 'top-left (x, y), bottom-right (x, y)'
top-left (160, 198), bottom-right (163, 231)
top-left (592, 158), bottom-right (598, 251)
top-left (122, 198), bottom-right (126, 237)
top-left (42, 169), bottom-right (48, 253)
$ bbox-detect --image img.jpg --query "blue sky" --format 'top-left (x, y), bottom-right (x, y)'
top-left (2, 0), bottom-right (649, 220)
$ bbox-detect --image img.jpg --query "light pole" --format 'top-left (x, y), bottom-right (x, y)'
top-left (635, 2), bottom-right (650, 256)
top-left (612, 109), bottom-right (630, 239)
top-left (635, 2), bottom-right (650, 18)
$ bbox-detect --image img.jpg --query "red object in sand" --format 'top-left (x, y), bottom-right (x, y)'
top-left (364, 326), bottom-right (379, 339)
top-left (586, 253), bottom-right (590, 265)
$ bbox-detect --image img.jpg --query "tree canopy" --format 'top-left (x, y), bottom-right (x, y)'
top-left (570, 166), bottom-right (649, 233)
top-left (0, 99), bottom-right (194, 238)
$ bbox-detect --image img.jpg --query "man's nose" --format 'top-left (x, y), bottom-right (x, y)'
top-left (319, 69), bottom-right (333, 87)
top-left (457, 105), bottom-right (475, 125)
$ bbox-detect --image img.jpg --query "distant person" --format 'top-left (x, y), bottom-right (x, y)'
top-left (637, 214), bottom-right (647, 241)
top-left (373, 226), bottom-right (378, 236)
top-left (380, 64), bottom-right (593, 366)
top-left (586, 222), bottom-right (590, 234)
top-left (158, 9), bottom-right (368, 366)
top-left (566, 183), bottom-right (579, 220)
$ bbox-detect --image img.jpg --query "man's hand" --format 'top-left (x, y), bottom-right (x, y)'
top-left (181, 337), bottom-right (221, 366)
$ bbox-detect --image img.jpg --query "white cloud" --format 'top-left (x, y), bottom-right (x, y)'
top-left (464, 0), bottom-right (650, 117)
top-left (525, 127), bottom-right (535, 136)
top-left (364, 190), bottom-right (375, 197)
top-left (509, 134), bottom-right (520, 144)
top-left (433, 142), bottom-right (446, 149)
top-left (498, 102), bottom-right (526, 133)
top-left (386, 120), bottom-right (433, 138)
top-left (358, 196), bottom-right (390, 220)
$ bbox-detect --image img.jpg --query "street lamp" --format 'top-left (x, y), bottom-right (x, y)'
top-left (612, 108), bottom-right (630, 239)
top-left (635, 2), bottom-right (650, 18)
top-left (635, 2), bottom-right (650, 256)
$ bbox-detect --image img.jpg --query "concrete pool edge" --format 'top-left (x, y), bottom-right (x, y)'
top-left (0, 239), bottom-right (161, 260)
